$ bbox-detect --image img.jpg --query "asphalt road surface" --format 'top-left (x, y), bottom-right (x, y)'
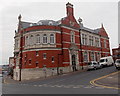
top-left (2, 66), bottom-right (119, 94)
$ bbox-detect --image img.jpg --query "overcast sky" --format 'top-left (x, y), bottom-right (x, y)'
top-left (0, 0), bottom-right (119, 65)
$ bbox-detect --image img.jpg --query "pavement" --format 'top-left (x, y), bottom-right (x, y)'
top-left (2, 68), bottom-right (87, 84)
top-left (2, 66), bottom-right (119, 94)
top-left (90, 70), bottom-right (120, 90)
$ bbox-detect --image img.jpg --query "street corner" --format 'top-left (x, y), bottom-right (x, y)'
top-left (2, 76), bottom-right (20, 84)
top-left (90, 71), bottom-right (120, 90)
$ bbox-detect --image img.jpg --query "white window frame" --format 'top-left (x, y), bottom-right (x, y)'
top-left (83, 51), bottom-right (88, 62)
top-left (36, 34), bottom-right (41, 44)
top-left (43, 34), bottom-right (48, 44)
top-left (50, 34), bottom-right (55, 44)
top-left (71, 32), bottom-right (75, 43)
top-left (30, 35), bottom-right (34, 45)
top-left (89, 36), bottom-right (92, 46)
top-left (91, 36), bottom-right (94, 46)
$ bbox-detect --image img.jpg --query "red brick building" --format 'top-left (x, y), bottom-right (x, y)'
top-left (13, 2), bottom-right (111, 80)
top-left (112, 44), bottom-right (120, 61)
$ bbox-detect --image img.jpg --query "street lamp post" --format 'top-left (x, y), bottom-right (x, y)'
top-left (78, 17), bottom-right (84, 70)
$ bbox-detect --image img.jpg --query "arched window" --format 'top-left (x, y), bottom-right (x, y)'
top-left (50, 34), bottom-right (54, 44)
top-left (43, 34), bottom-right (47, 44)
top-left (36, 34), bottom-right (40, 44)
top-left (30, 35), bottom-right (34, 45)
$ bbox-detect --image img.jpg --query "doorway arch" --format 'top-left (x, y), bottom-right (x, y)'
top-left (71, 54), bottom-right (77, 71)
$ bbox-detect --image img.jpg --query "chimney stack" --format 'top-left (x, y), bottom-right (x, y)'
top-left (66, 2), bottom-right (74, 16)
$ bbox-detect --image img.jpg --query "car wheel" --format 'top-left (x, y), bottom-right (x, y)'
top-left (94, 67), bottom-right (97, 70)
top-left (101, 65), bottom-right (104, 68)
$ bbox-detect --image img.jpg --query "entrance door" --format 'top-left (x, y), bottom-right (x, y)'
top-left (72, 55), bottom-right (77, 71)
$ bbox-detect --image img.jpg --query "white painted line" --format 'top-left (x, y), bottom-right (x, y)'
top-left (50, 86), bottom-right (55, 87)
top-left (33, 85), bottom-right (38, 87)
top-left (63, 86), bottom-right (70, 88)
top-left (57, 86), bottom-right (63, 87)
top-left (73, 87), bottom-right (80, 88)
top-left (38, 85), bottom-right (42, 87)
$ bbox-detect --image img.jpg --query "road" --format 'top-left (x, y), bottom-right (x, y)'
top-left (2, 66), bottom-right (119, 94)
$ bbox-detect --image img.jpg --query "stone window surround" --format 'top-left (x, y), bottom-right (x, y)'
top-left (43, 34), bottom-right (48, 44)
top-left (81, 32), bottom-right (100, 47)
top-left (83, 51), bottom-right (88, 62)
top-left (24, 32), bottom-right (56, 46)
top-left (50, 34), bottom-right (55, 44)
top-left (70, 31), bottom-right (75, 43)
top-left (90, 51), bottom-right (95, 61)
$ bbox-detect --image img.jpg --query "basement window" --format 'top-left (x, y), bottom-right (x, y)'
top-left (36, 61), bottom-right (39, 67)
top-left (36, 51), bottom-right (39, 56)
top-left (29, 59), bottom-right (32, 65)
top-left (43, 53), bottom-right (47, 59)
top-left (52, 56), bottom-right (54, 63)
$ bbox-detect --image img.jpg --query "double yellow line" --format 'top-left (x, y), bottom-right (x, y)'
top-left (90, 71), bottom-right (120, 90)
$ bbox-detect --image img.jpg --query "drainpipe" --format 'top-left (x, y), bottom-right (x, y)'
top-left (100, 35), bottom-right (102, 58)
top-left (19, 30), bottom-right (23, 81)
top-left (57, 25), bottom-right (63, 75)
top-left (18, 15), bottom-right (23, 81)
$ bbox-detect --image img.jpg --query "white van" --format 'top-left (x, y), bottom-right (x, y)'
top-left (99, 56), bottom-right (114, 67)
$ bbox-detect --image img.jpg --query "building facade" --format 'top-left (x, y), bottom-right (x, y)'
top-left (13, 2), bottom-right (111, 81)
top-left (112, 44), bottom-right (120, 61)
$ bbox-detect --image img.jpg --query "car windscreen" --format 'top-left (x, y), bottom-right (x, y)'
top-left (116, 60), bottom-right (120, 63)
top-left (100, 59), bottom-right (104, 62)
top-left (88, 62), bottom-right (92, 65)
top-left (93, 63), bottom-right (97, 65)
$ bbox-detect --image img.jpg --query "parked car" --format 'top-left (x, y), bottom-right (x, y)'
top-left (99, 56), bottom-right (114, 67)
top-left (115, 59), bottom-right (120, 70)
top-left (87, 61), bottom-right (101, 71)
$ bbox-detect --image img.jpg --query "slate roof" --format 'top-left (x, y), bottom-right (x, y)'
top-left (80, 26), bottom-right (100, 34)
top-left (20, 19), bottom-right (100, 35)
top-left (21, 21), bottom-right (36, 29)
top-left (21, 20), bottom-right (60, 29)
top-left (37, 20), bottom-right (59, 26)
